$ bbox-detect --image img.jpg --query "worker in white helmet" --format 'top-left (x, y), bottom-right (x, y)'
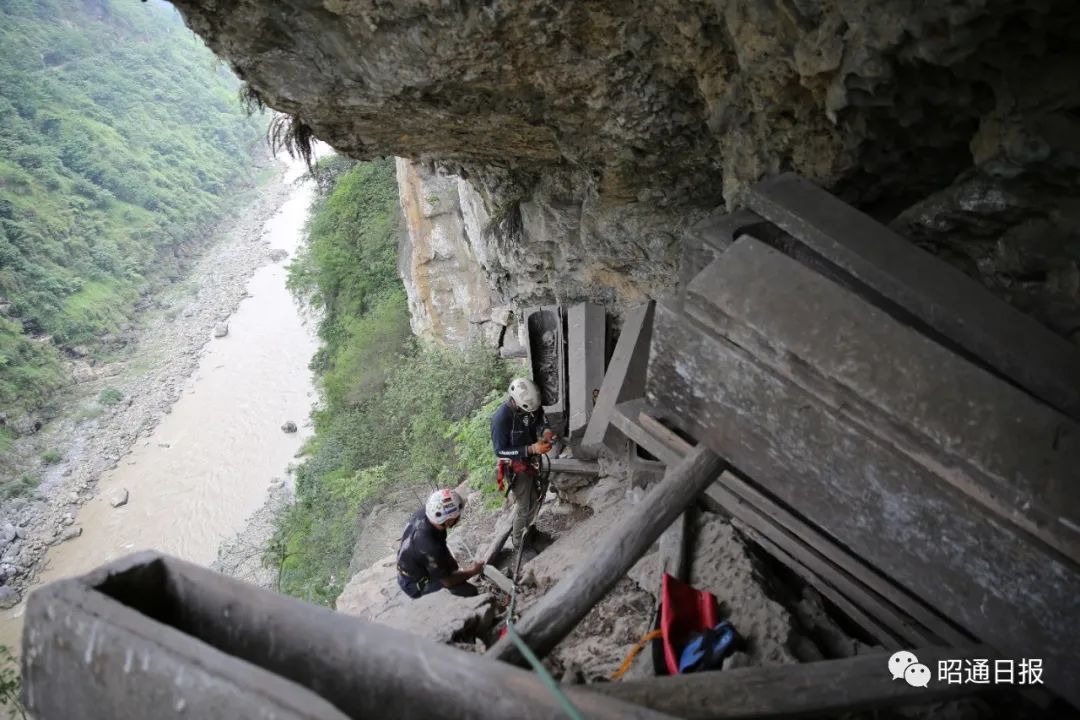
top-left (491, 377), bottom-right (556, 549)
top-left (396, 488), bottom-right (483, 599)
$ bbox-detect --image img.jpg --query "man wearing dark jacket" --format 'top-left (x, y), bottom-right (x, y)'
top-left (491, 377), bottom-right (554, 549)
top-left (397, 488), bottom-right (483, 599)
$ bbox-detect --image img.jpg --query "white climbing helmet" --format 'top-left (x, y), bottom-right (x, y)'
top-left (425, 488), bottom-right (464, 526)
top-left (509, 377), bottom-right (542, 413)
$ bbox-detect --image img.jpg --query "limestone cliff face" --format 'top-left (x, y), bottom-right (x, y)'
top-left (395, 158), bottom-right (504, 348)
top-left (171, 0), bottom-right (1080, 335)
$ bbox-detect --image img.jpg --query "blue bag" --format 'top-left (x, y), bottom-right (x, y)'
top-left (677, 621), bottom-right (738, 674)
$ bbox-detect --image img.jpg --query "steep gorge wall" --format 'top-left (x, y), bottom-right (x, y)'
top-left (171, 0), bottom-right (1080, 340)
top-left (395, 158), bottom-right (502, 347)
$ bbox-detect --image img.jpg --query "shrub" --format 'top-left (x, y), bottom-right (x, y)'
top-left (98, 387), bottom-right (123, 405)
top-left (0, 474), bottom-right (40, 500)
top-left (41, 449), bottom-right (61, 464)
top-left (0, 644), bottom-right (26, 719)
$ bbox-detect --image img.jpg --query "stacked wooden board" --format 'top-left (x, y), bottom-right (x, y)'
top-left (642, 175), bottom-right (1080, 709)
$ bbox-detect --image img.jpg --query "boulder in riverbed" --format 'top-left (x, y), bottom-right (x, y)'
top-left (0, 585), bottom-right (19, 609)
top-left (58, 526), bottom-right (82, 543)
top-left (0, 524), bottom-right (15, 547)
top-left (213, 322), bottom-right (229, 338)
top-left (281, 420), bottom-right (298, 433)
top-left (109, 488), bottom-right (130, 508)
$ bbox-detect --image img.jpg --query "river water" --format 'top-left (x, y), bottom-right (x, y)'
top-left (0, 160), bottom-right (319, 649)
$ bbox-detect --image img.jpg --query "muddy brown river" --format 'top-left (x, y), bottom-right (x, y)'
top-left (0, 160), bottom-right (319, 649)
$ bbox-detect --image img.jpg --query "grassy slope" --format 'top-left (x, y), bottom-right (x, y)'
top-left (0, 0), bottom-right (264, 420)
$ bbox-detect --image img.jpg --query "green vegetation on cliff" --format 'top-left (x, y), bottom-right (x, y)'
top-left (0, 0), bottom-right (264, 422)
top-left (271, 157), bottom-right (510, 605)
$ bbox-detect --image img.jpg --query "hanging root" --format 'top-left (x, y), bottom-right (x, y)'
top-left (268, 113), bottom-right (317, 171)
top-left (238, 83), bottom-right (267, 115)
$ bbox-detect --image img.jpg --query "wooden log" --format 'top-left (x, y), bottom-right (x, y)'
top-left (30, 552), bottom-right (675, 720)
top-left (707, 481), bottom-right (919, 648)
top-left (487, 445), bottom-right (724, 665)
top-left (646, 302), bottom-right (1080, 708)
top-left (745, 173), bottom-right (1080, 420)
top-left (592, 646), bottom-right (993, 719)
top-left (581, 301), bottom-right (655, 457)
top-left (482, 565), bottom-right (516, 595)
top-left (481, 513), bottom-right (515, 565)
top-left (546, 457), bottom-right (600, 476)
top-left (686, 237), bottom-right (1080, 565)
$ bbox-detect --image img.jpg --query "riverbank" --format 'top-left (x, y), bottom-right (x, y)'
top-left (0, 157), bottom-right (299, 617)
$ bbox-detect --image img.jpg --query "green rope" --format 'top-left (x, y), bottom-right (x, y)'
top-left (504, 529), bottom-right (584, 720)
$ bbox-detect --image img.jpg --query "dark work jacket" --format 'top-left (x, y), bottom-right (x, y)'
top-left (491, 400), bottom-right (548, 461)
top-left (396, 508), bottom-right (457, 585)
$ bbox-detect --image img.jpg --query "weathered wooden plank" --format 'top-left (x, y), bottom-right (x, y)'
top-left (707, 480), bottom-right (922, 648)
top-left (592, 646), bottom-right (993, 719)
top-left (687, 236), bottom-right (1080, 564)
top-left (27, 553), bottom-right (675, 720)
top-left (637, 410), bottom-right (693, 457)
top-left (581, 301), bottom-right (655, 457)
top-left (611, 399), bottom-right (685, 467)
top-left (546, 457), bottom-right (600, 476)
top-left (481, 513), bottom-right (515, 565)
top-left (658, 511), bottom-right (689, 581)
top-left (691, 208), bottom-right (769, 254)
top-left (482, 565), bottom-right (516, 595)
top-left (709, 475), bottom-right (972, 648)
top-left (646, 302), bottom-right (1080, 708)
top-left (567, 302), bottom-right (607, 439)
top-left (636, 400), bottom-right (969, 647)
top-left (745, 172), bottom-right (1080, 420)
top-left (487, 445), bottom-right (724, 665)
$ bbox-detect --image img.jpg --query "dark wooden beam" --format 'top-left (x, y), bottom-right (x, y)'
top-left (486, 445), bottom-right (724, 665)
top-left (611, 399), bottom-right (684, 466)
top-left (707, 480), bottom-right (916, 648)
top-left (581, 301), bottom-right (655, 457)
top-left (634, 399), bottom-right (965, 647)
top-left (706, 475), bottom-right (972, 648)
top-left (547, 458), bottom-right (600, 476)
top-left (25, 553), bottom-right (676, 720)
top-left (745, 172), bottom-right (1080, 420)
top-left (646, 301), bottom-right (1080, 707)
top-left (567, 302), bottom-right (607, 439)
top-left (592, 646), bottom-right (993, 719)
top-left (685, 236), bottom-right (1080, 564)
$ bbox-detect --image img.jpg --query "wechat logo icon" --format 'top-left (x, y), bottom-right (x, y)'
top-left (889, 650), bottom-right (931, 688)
